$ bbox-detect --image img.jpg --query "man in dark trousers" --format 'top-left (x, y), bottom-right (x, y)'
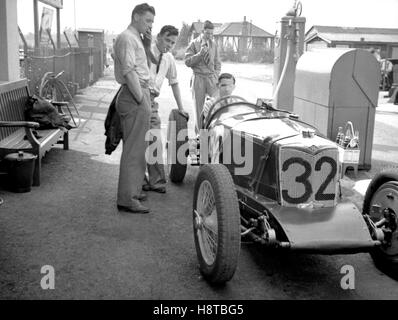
top-left (113, 3), bottom-right (155, 214)
top-left (185, 20), bottom-right (221, 133)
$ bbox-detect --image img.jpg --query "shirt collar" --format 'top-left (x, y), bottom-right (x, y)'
top-left (200, 34), bottom-right (212, 46)
top-left (152, 41), bottom-right (164, 58)
top-left (127, 24), bottom-right (141, 38)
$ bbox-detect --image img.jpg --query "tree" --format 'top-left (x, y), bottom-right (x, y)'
top-left (175, 22), bottom-right (190, 50)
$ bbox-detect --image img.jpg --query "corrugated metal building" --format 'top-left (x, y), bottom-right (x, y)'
top-left (305, 25), bottom-right (398, 59)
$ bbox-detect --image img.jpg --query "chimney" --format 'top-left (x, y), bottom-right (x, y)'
top-left (242, 16), bottom-right (248, 36)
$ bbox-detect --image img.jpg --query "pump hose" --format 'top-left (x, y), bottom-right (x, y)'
top-left (272, 35), bottom-right (292, 102)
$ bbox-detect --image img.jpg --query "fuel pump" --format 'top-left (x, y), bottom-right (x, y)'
top-left (273, 1), bottom-right (306, 111)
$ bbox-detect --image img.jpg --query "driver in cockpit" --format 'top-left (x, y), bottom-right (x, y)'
top-left (201, 73), bottom-right (236, 125)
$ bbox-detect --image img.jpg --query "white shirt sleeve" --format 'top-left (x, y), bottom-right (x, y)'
top-left (166, 54), bottom-right (179, 86)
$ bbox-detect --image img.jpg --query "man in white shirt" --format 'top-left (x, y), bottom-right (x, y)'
top-left (144, 25), bottom-right (189, 194)
top-left (113, 3), bottom-right (155, 214)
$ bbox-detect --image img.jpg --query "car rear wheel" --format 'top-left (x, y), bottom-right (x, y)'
top-left (363, 169), bottom-right (398, 275)
top-left (193, 164), bottom-right (241, 284)
top-left (167, 109), bottom-right (188, 183)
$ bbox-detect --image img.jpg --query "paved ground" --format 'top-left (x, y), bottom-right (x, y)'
top-left (0, 61), bottom-right (397, 299)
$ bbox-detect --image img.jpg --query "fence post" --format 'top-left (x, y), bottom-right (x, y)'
top-left (18, 26), bottom-right (29, 79)
top-left (89, 48), bottom-right (94, 84)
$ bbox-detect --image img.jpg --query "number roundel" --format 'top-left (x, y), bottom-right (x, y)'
top-left (315, 157), bottom-right (337, 201)
top-left (281, 156), bottom-right (337, 205)
top-left (282, 157), bottom-right (312, 204)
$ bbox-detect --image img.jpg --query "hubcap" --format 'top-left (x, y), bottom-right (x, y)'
top-left (370, 182), bottom-right (398, 256)
top-left (195, 180), bottom-right (218, 266)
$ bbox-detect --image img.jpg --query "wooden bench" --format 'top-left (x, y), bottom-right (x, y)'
top-left (0, 79), bottom-right (69, 186)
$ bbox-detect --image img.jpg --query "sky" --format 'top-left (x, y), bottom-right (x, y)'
top-left (17, 0), bottom-right (398, 36)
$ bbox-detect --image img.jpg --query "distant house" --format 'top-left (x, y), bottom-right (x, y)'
top-left (77, 28), bottom-right (105, 48)
top-left (188, 17), bottom-right (274, 62)
top-left (77, 28), bottom-right (106, 78)
top-left (305, 25), bottom-right (398, 59)
top-left (214, 17), bottom-right (274, 62)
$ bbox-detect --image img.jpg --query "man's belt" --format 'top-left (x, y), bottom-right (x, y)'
top-left (121, 82), bottom-right (149, 89)
top-left (140, 82), bottom-right (149, 89)
top-left (193, 71), bottom-right (216, 77)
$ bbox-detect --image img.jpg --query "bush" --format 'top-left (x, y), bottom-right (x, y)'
top-left (173, 47), bottom-right (187, 61)
top-left (221, 42), bottom-right (240, 62)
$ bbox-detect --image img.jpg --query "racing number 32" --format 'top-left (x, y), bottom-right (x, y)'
top-left (282, 156), bottom-right (337, 204)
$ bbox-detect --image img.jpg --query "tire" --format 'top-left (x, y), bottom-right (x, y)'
top-left (40, 79), bottom-right (64, 101)
top-left (363, 168), bottom-right (398, 275)
top-left (193, 164), bottom-right (241, 284)
top-left (39, 80), bottom-right (80, 128)
top-left (167, 109), bottom-right (188, 183)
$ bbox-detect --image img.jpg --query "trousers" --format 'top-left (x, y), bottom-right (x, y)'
top-left (116, 85), bottom-right (151, 207)
top-left (145, 98), bottom-right (166, 188)
top-left (191, 73), bottom-right (218, 133)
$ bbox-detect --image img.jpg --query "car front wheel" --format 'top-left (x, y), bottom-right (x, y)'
top-left (363, 169), bottom-right (398, 276)
top-left (193, 164), bottom-right (241, 284)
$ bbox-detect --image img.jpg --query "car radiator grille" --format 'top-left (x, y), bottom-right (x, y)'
top-left (279, 147), bottom-right (339, 208)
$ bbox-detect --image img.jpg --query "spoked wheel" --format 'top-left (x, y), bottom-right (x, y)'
top-left (193, 164), bottom-right (241, 284)
top-left (166, 109), bottom-right (188, 183)
top-left (39, 77), bottom-right (81, 129)
top-left (363, 169), bottom-right (398, 275)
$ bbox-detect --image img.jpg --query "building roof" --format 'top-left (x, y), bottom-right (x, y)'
top-left (190, 22), bottom-right (223, 34)
top-left (77, 28), bottom-right (105, 34)
top-left (214, 22), bottom-right (274, 38)
top-left (306, 25), bottom-right (398, 44)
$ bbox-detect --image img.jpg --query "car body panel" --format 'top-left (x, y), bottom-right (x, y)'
top-left (236, 186), bottom-right (377, 253)
top-left (267, 202), bottom-right (376, 253)
top-left (203, 101), bottom-right (377, 253)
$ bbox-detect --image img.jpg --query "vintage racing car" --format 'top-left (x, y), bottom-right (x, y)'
top-left (166, 96), bottom-right (398, 284)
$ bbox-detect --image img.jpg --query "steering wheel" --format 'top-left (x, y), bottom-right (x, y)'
top-left (204, 96), bottom-right (266, 129)
top-left (205, 94), bottom-right (246, 119)
top-left (203, 95), bottom-right (247, 129)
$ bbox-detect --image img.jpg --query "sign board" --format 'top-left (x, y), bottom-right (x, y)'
top-left (39, 0), bottom-right (63, 9)
top-left (64, 30), bottom-right (79, 47)
top-left (39, 7), bottom-right (54, 42)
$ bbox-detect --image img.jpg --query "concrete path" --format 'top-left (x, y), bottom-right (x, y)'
top-left (0, 62), bottom-right (397, 299)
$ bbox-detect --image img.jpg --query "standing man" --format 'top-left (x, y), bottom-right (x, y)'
top-left (113, 3), bottom-right (155, 214)
top-left (185, 20), bottom-right (221, 133)
top-left (144, 25), bottom-right (189, 194)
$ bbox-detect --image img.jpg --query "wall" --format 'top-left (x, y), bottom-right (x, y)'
top-left (0, 0), bottom-right (19, 81)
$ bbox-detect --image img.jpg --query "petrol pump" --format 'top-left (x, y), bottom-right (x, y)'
top-left (273, 1), bottom-right (306, 111)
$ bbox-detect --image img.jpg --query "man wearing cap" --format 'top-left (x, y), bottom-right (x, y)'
top-left (185, 20), bottom-right (221, 133)
top-left (113, 3), bottom-right (155, 214)
top-left (144, 25), bottom-right (189, 194)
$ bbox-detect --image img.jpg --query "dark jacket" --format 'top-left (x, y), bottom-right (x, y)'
top-left (26, 95), bottom-right (72, 130)
top-left (104, 87), bottom-right (123, 155)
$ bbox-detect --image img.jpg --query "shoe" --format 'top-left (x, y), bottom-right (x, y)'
top-left (142, 185), bottom-right (166, 194)
top-left (135, 192), bottom-right (148, 202)
top-left (117, 203), bottom-right (150, 214)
